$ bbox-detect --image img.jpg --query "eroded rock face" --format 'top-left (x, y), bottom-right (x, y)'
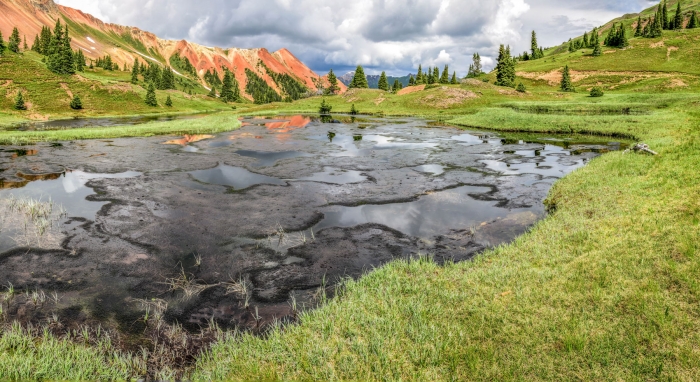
top-left (0, 116), bottom-right (618, 334)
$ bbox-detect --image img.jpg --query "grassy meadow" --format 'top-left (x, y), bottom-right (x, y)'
top-left (1, 7), bottom-right (700, 380)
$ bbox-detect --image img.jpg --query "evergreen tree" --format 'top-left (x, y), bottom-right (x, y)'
top-left (165, 95), bottom-right (173, 107)
top-left (662, 0), bottom-right (669, 29)
top-left (415, 65), bottom-right (424, 84)
top-left (468, 53), bottom-right (483, 77)
top-left (207, 85), bottom-right (217, 98)
top-left (23, 36), bottom-right (28, 51)
top-left (14, 91), bottom-right (26, 110)
top-left (319, 98), bottom-right (332, 114)
top-left (74, 49), bottom-right (85, 72)
top-left (495, 45), bottom-right (515, 87)
top-left (592, 39), bottom-right (602, 56)
top-left (560, 65), bottom-right (575, 92)
top-left (8, 27), bottom-right (21, 53)
top-left (440, 65), bottom-right (450, 84)
top-left (131, 59), bottom-right (140, 84)
top-left (326, 69), bottom-right (340, 94)
top-left (591, 28), bottom-right (599, 47)
top-left (583, 32), bottom-right (589, 48)
top-left (674, 1), bottom-right (683, 30)
top-left (426, 67), bottom-right (435, 84)
top-left (568, 39), bottom-right (575, 53)
top-left (39, 26), bottom-right (51, 54)
top-left (60, 26), bottom-right (75, 74)
top-left (70, 95), bottom-right (83, 110)
top-left (635, 16), bottom-right (643, 37)
top-left (530, 31), bottom-right (541, 59)
top-left (378, 71), bottom-right (389, 91)
top-left (350, 103), bottom-right (358, 115)
top-left (220, 69), bottom-right (239, 102)
top-left (450, 71), bottom-right (458, 84)
top-left (349, 65), bottom-right (369, 88)
top-left (516, 82), bottom-right (526, 92)
top-left (688, 11), bottom-right (699, 29)
top-left (408, 75), bottom-right (416, 86)
top-left (392, 79), bottom-right (401, 92)
top-left (433, 67), bottom-right (440, 84)
top-left (0, 31), bottom-right (5, 53)
top-left (31, 35), bottom-right (40, 52)
top-left (145, 82), bottom-right (158, 106)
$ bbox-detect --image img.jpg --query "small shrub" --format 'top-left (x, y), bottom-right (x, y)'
top-left (70, 95), bottom-right (83, 110)
top-left (14, 91), bottom-right (26, 110)
top-left (590, 87), bottom-right (604, 97)
top-left (350, 104), bottom-right (358, 115)
top-left (319, 98), bottom-right (332, 115)
top-left (516, 83), bottom-right (527, 93)
top-left (165, 95), bottom-right (173, 107)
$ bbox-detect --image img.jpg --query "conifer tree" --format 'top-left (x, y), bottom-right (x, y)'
top-left (426, 67), bottom-right (434, 84)
top-left (415, 65), bottom-right (423, 84)
top-left (433, 67), bottom-right (440, 84)
top-left (14, 91), bottom-right (27, 110)
top-left (471, 53), bottom-right (482, 76)
top-left (350, 103), bottom-right (358, 115)
top-left (8, 27), bottom-right (21, 53)
top-left (592, 39), bottom-right (602, 56)
top-left (145, 82), bottom-right (158, 106)
top-left (39, 26), bottom-right (51, 54)
top-left (568, 39), bottom-right (575, 53)
top-left (440, 65), bottom-right (450, 84)
top-left (530, 31), bottom-right (541, 59)
top-left (408, 74), bottom-right (416, 86)
top-left (635, 16), bottom-right (644, 37)
top-left (516, 82), bottom-right (526, 92)
top-left (450, 71), bottom-right (458, 84)
top-left (688, 11), bottom-right (699, 29)
top-left (23, 36), bottom-right (28, 51)
top-left (326, 69), bottom-right (340, 94)
top-left (165, 95), bottom-right (173, 107)
top-left (392, 79), bottom-right (400, 92)
top-left (319, 98), bottom-right (332, 114)
top-left (0, 31), bottom-right (5, 53)
top-left (495, 45), bottom-right (515, 87)
top-left (378, 71), bottom-right (389, 91)
top-left (31, 35), bottom-right (40, 52)
top-left (349, 65), bottom-right (369, 88)
top-left (131, 59), bottom-right (140, 84)
top-left (60, 26), bottom-right (75, 74)
top-left (674, 1), bottom-right (683, 30)
top-left (583, 32), bottom-right (589, 48)
top-left (207, 85), bottom-right (217, 98)
top-left (70, 95), bottom-right (83, 110)
top-left (74, 50), bottom-right (85, 72)
top-left (220, 69), bottom-right (239, 102)
top-left (560, 65), bottom-right (575, 92)
top-left (662, 0), bottom-right (669, 29)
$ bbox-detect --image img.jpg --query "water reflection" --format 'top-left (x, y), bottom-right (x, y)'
top-left (296, 167), bottom-right (368, 184)
top-left (190, 164), bottom-right (286, 189)
top-left (235, 150), bottom-right (312, 168)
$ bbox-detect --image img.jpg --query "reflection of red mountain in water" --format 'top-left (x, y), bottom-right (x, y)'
top-left (265, 115), bottom-right (311, 133)
top-left (162, 134), bottom-right (213, 145)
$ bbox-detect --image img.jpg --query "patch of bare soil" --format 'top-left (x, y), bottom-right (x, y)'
top-left (1, 80), bottom-right (13, 87)
top-left (650, 40), bottom-right (666, 48)
top-left (107, 82), bottom-right (133, 92)
top-left (397, 85), bottom-right (426, 95)
top-left (419, 87), bottom-right (478, 108)
top-left (27, 113), bottom-right (48, 120)
top-left (374, 97), bottom-right (386, 105)
top-left (60, 83), bottom-right (73, 99)
top-left (667, 46), bottom-right (679, 60)
top-left (667, 78), bottom-right (688, 88)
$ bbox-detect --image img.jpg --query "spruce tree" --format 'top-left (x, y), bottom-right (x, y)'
top-left (60, 26), bottom-right (75, 74)
top-left (392, 79), bottom-right (400, 92)
top-left (319, 98), bottom-right (332, 114)
top-left (14, 91), bottom-right (26, 110)
top-left (560, 65), bottom-right (575, 92)
top-left (39, 26), bottom-right (51, 54)
top-left (326, 69), bottom-right (339, 94)
top-left (408, 75), bottom-right (415, 86)
top-left (495, 45), bottom-right (515, 87)
top-left (662, 0), bottom-right (669, 29)
top-left (350, 103), bottom-right (358, 115)
top-left (70, 95), bottom-right (83, 110)
top-left (145, 82), bottom-right (158, 106)
top-left (530, 31), bottom-right (541, 59)
top-left (450, 71), bottom-right (458, 84)
top-left (635, 16), bottom-right (643, 37)
top-left (433, 67), bottom-right (440, 84)
top-left (165, 95), bottom-right (173, 107)
top-left (74, 50), bottom-right (85, 72)
top-left (378, 71), bottom-right (389, 91)
top-left (131, 59), bottom-right (140, 84)
top-left (220, 69), bottom-right (238, 102)
top-left (8, 27), bottom-right (21, 53)
top-left (568, 39), bottom-right (575, 53)
top-left (31, 35), bottom-right (40, 52)
top-left (471, 53), bottom-right (482, 76)
top-left (516, 82), bottom-right (526, 92)
top-left (0, 31), bottom-right (5, 53)
top-left (207, 85), bottom-right (217, 98)
top-left (674, 2), bottom-right (683, 30)
top-left (592, 40), bottom-right (602, 56)
top-left (426, 67), bottom-right (434, 84)
top-left (349, 65), bottom-right (369, 88)
top-left (440, 65), bottom-right (449, 84)
top-left (688, 11), bottom-right (699, 29)
top-left (583, 32), bottom-right (589, 48)
top-left (416, 65), bottom-right (424, 84)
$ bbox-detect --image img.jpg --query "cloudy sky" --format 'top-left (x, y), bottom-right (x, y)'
top-left (55, 0), bottom-right (656, 76)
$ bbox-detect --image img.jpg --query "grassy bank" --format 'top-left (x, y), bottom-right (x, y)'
top-left (0, 112), bottom-right (241, 144)
top-left (191, 97), bottom-right (700, 380)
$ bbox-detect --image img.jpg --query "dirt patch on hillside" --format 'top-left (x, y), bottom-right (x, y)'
top-left (107, 82), bottom-right (133, 92)
top-left (60, 83), bottom-right (73, 99)
top-left (1, 80), bottom-right (13, 88)
top-left (341, 89), bottom-right (361, 103)
top-left (517, 70), bottom-right (589, 86)
top-left (651, 40), bottom-right (666, 48)
top-left (667, 78), bottom-right (688, 88)
top-left (374, 97), bottom-right (386, 105)
top-left (667, 46), bottom-right (679, 60)
top-left (419, 87), bottom-right (478, 108)
top-left (518, 70), bottom-right (691, 87)
top-left (397, 85), bottom-right (426, 95)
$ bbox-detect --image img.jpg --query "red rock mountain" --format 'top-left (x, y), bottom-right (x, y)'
top-left (0, 0), bottom-right (346, 97)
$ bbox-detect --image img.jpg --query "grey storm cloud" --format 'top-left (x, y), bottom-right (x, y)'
top-left (56, 0), bottom-right (650, 76)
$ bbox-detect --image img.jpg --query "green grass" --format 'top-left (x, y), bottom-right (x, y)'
top-left (0, 112), bottom-right (241, 145)
top-left (0, 50), bottom-right (229, 125)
